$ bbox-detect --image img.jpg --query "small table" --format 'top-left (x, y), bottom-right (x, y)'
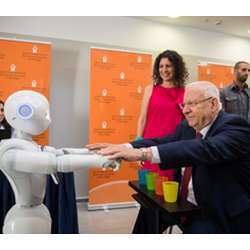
top-left (129, 181), bottom-right (200, 233)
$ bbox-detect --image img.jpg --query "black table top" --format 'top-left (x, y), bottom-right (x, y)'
top-left (129, 181), bottom-right (200, 216)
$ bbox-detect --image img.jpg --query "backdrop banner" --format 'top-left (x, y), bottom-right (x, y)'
top-left (198, 62), bottom-right (234, 89)
top-left (0, 38), bottom-right (51, 145)
top-left (88, 47), bottom-right (152, 209)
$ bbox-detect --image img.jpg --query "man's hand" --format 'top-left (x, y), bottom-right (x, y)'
top-left (98, 144), bottom-right (128, 155)
top-left (99, 147), bottom-right (152, 162)
top-left (85, 143), bottom-right (113, 151)
top-left (103, 148), bottom-right (143, 162)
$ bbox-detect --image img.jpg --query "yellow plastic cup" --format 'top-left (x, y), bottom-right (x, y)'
top-left (162, 181), bottom-right (179, 203)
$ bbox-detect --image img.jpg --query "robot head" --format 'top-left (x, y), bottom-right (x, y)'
top-left (4, 90), bottom-right (51, 135)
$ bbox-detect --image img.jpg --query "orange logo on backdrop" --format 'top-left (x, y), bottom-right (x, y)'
top-left (88, 48), bottom-right (152, 206)
top-left (0, 39), bottom-right (51, 145)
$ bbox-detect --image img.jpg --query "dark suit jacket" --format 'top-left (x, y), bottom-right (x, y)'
top-left (131, 111), bottom-right (250, 233)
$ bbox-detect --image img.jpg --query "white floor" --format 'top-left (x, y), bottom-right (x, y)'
top-left (77, 202), bottom-right (182, 234)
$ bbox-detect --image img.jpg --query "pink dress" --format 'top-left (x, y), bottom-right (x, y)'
top-left (142, 85), bottom-right (185, 180)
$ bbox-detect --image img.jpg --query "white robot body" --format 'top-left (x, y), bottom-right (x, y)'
top-left (0, 90), bottom-right (120, 234)
top-left (3, 204), bottom-right (51, 234)
top-left (0, 138), bottom-right (50, 206)
top-left (0, 138), bottom-right (54, 233)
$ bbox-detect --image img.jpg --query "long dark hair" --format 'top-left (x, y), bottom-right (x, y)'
top-left (0, 100), bottom-right (11, 131)
top-left (153, 50), bottom-right (189, 87)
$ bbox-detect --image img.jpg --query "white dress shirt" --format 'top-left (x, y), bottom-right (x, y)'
top-left (150, 123), bottom-right (214, 205)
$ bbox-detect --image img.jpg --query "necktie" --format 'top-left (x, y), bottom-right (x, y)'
top-left (180, 132), bottom-right (202, 200)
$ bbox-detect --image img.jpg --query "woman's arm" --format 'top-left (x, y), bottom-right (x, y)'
top-left (137, 84), bottom-right (153, 137)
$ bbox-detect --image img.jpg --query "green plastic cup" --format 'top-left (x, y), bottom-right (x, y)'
top-left (146, 172), bottom-right (158, 191)
top-left (163, 181), bottom-right (179, 203)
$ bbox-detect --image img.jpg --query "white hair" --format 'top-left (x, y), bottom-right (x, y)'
top-left (186, 81), bottom-right (222, 110)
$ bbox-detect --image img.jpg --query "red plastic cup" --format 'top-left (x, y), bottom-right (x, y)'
top-left (154, 176), bottom-right (168, 196)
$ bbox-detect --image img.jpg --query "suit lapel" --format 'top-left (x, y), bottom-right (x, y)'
top-left (191, 112), bottom-right (224, 205)
top-left (204, 111), bottom-right (225, 138)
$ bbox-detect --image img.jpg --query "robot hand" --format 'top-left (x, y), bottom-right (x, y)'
top-left (102, 159), bottom-right (121, 171)
top-left (56, 153), bottom-right (121, 173)
top-left (56, 148), bottom-right (121, 171)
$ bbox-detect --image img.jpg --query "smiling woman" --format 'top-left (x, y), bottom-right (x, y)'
top-left (137, 50), bottom-right (189, 179)
top-left (133, 50), bottom-right (188, 233)
top-left (153, 50), bottom-right (189, 88)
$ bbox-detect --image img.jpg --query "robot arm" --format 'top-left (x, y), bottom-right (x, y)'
top-left (59, 148), bottom-right (94, 155)
top-left (42, 146), bottom-right (120, 171)
top-left (41, 145), bottom-right (65, 156)
top-left (2, 149), bottom-right (120, 175)
top-left (1, 149), bottom-right (57, 174)
top-left (56, 154), bottom-right (120, 172)
top-left (42, 146), bottom-right (96, 156)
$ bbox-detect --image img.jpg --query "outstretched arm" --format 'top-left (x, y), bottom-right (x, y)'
top-left (1, 149), bottom-right (120, 175)
top-left (56, 154), bottom-right (120, 172)
top-left (42, 146), bottom-right (93, 156)
top-left (43, 146), bottom-right (120, 171)
top-left (59, 148), bottom-right (93, 155)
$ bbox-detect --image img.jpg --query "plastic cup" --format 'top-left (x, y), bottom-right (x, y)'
top-left (163, 181), bottom-right (179, 203)
top-left (154, 176), bottom-right (168, 196)
top-left (146, 172), bottom-right (158, 191)
top-left (138, 169), bottom-right (150, 186)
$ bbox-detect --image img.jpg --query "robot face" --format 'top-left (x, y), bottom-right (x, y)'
top-left (4, 90), bottom-right (51, 135)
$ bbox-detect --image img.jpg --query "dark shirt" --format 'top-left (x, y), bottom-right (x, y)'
top-left (220, 82), bottom-right (250, 122)
top-left (0, 124), bottom-right (11, 141)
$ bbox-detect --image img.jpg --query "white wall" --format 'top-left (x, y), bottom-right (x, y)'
top-left (1, 16), bottom-right (250, 61)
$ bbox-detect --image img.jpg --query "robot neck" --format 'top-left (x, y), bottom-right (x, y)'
top-left (13, 130), bottom-right (33, 141)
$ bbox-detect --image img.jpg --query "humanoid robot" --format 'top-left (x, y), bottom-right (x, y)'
top-left (0, 90), bottom-right (120, 234)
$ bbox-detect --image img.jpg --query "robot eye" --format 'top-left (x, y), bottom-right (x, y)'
top-left (17, 103), bottom-right (34, 119)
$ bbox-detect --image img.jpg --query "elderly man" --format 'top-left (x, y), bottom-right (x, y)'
top-left (87, 81), bottom-right (250, 233)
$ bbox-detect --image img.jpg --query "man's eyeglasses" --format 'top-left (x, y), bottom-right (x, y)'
top-left (182, 96), bottom-right (213, 109)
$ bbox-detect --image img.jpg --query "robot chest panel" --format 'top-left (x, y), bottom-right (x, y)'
top-left (0, 139), bottom-right (40, 174)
